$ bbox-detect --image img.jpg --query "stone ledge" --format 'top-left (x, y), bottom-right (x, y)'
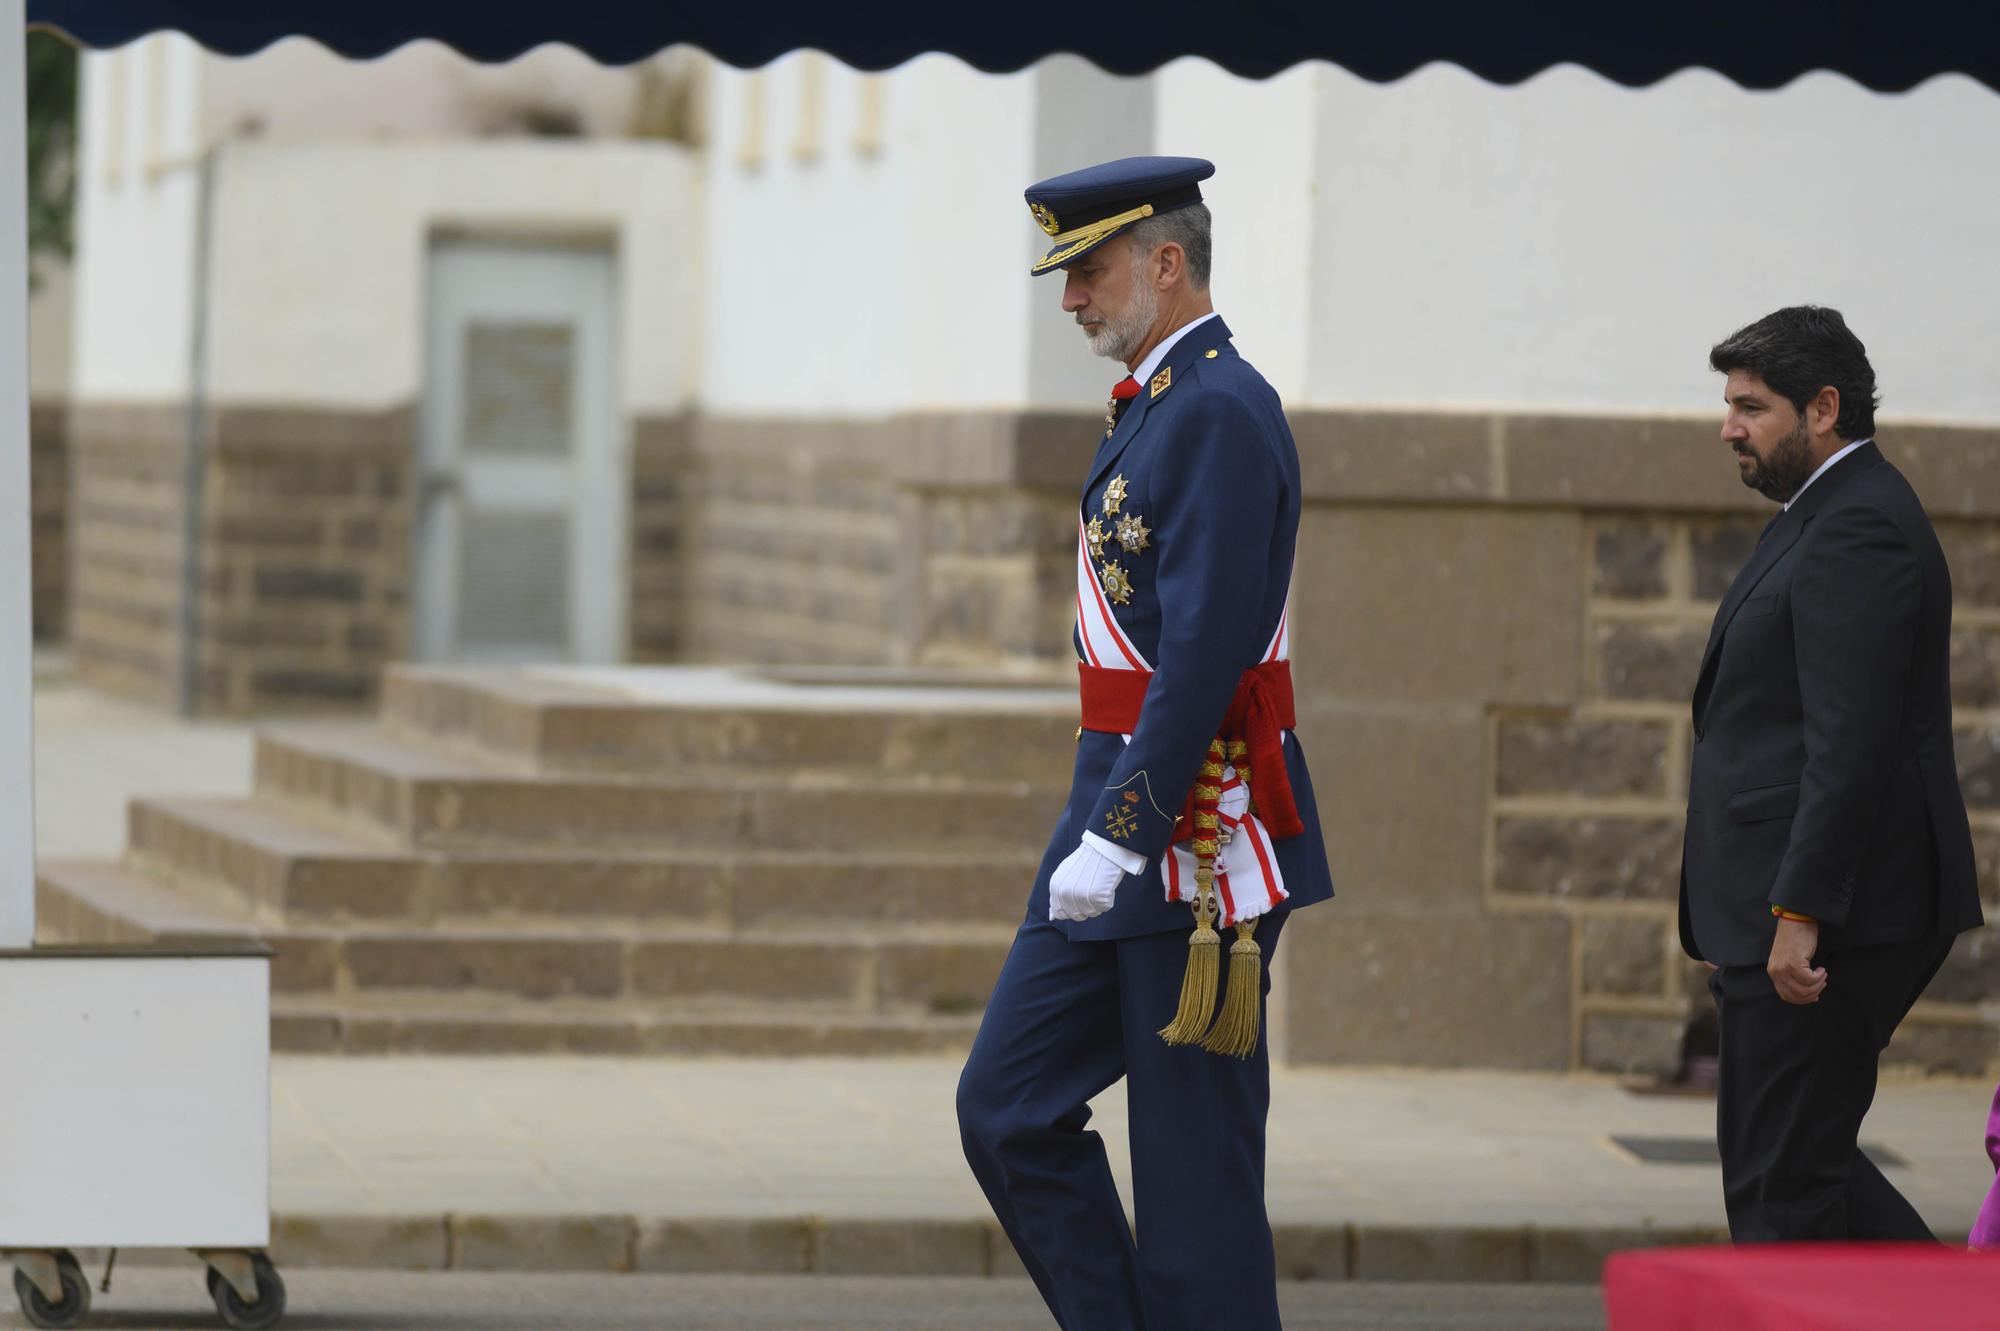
top-left (261, 1212), bottom-right (1733, 1284)
top-left (683, 405), bottom-right (2000, 516)
top-left (73, 401), bottom-right (2000, 515)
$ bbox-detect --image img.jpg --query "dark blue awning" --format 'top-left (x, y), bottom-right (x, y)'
top-left (24, 0), bottom-right (2000, 92)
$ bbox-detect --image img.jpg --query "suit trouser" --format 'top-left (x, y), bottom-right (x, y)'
top-left (956, 908), bottom-right (1286, 1331)
top-left (1708, 934), bottom-right (1955, 1243)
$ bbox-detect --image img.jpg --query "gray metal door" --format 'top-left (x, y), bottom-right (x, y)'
top-left (417, 242), bottom-right (621, 663)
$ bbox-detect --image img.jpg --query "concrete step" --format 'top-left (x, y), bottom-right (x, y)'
top-left (251, 725), bottom-right (1065, 853)
top-left (125, 796), bottom-right (1040, 929)
top-left (378, 663), bottom-right (1077, 782)
top-left (34, 857), bottom-right (256, 947)
top-left (126, 795), bottom-right (407, 923)
top-left (312, 926), bottom-right (1014, 1011)
top-left (271, 994), bottom-right (984, 1056)
top-left (38, 860), bottom-right (1013, 1014)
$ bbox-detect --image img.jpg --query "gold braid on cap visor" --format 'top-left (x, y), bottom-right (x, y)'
top-left (1030, 203), bottom-right (1156, 274)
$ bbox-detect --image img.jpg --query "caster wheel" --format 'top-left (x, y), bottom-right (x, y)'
top-left (13, 1250), bottom-right (91, 1329)
top-left (207, 1255), bottom-right (286, 1330)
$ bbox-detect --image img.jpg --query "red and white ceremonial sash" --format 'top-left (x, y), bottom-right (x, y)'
top-left (1076, 522), bottom-right (1152, 672)
top-left (1076, 520), bottom-right (1291, 925)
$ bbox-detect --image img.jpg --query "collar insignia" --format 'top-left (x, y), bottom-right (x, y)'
top-left (1149, 366), bottom-right (1172, 399)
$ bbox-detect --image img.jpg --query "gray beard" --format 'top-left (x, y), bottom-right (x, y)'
top-left (1085, 279), bottom-right (1158, 364)
top-left (1741, 418), bottom-right (1816, 503)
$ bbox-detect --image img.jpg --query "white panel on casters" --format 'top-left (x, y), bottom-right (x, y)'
top-left (0, 952), bottom-right (270, 1248)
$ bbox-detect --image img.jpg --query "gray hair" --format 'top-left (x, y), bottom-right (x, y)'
top-left (1125, 201), bottom-right (1212, 291)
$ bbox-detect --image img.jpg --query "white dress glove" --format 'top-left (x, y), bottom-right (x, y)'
top-left (1049, 840), bottom-right (1129, 922)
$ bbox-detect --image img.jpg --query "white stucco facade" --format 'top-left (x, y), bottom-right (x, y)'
top-left (63, 43), bottom-right (2000, 423)
top-left (69, 36), bottom-right (700, 414)
top-left (698, 53), bottom-right (1036, 415)
top-left (695, 58), bottom-right (2000, 421)
top-left (1299, 65), bottom-right (2000, 420)
top-left (71, 36), bottom-right (205, 400)
top-left (202, 141), bottom-right (697, 411)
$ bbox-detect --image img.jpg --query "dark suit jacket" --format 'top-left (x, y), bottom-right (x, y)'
top-left (1680, 442), bottom-right (1984, 966)
top-left (1030, 316), bottom-right (1335, 941)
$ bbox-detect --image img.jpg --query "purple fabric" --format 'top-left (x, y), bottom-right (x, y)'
top-left (1974, 1081), bottom-right (2000, 1250)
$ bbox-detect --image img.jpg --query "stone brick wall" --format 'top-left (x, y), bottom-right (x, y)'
top-left (53, 392), bottom-right (2000, 1076)
top-left (639, 406), bottom-right (1999, 1075)
top-left (629, 415), bottom-right (692, 663)
top-left (674, 418), bottom-right (904, 666)
top-left (1130, 410), bottom-right (2000, 1077)
top-left (29, 401), bottom-right (67, 642)
top-left (656, 411), bottom-right (1097, 675)
top-left (68, 403), bottom-right (413, 714)
top-left (1479, 509), bottom-right (2000, 1078)
top-left (893, 413), bottom-right (1100, 673)
top-left (68, 404), bottom-right (188, 707)
top-left (201, 407), bottom-right (414, 712)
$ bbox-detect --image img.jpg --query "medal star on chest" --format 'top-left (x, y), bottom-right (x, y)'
top-left (1115, 513), bottom-right (1150, 554)
top-left (1099, 560), bottom-right (1134, 606)
top-left (1085, 516), bottom-right (1110, 559)
top-left (1102, 475), bottom-right (1129, 516)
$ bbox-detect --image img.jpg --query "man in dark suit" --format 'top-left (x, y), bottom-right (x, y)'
top-left (956, 157), bottom-right (1334, 1331)
top-left (1683, 305), bottom-right (1984, 1242)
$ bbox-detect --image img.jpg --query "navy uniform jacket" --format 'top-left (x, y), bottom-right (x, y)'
top-left (1680, 442), bottom-right (1984, 966)
top-left (1029, 316), bottom-right (1335, 941)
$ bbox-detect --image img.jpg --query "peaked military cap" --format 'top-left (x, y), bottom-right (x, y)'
top-left (1024, 155), bottom-right (1215, 276)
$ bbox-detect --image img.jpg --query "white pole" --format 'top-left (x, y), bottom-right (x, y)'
top-left (0, 0), bottom-right (38, 948)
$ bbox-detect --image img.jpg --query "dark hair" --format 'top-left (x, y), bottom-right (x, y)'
top-left (1709, 305), bottom-right (1879, 440)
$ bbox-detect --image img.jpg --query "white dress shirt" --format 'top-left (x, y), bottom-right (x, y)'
top-left (1785, 437), bottom-right (1871, 511)
top-left (1128, 311), bottom-right (1219, 389)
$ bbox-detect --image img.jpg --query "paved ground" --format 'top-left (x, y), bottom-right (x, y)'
top-left (5, 1269), bottom-right (1609, 1331)
top-left (264, 1056), bottom-right (1991, 1237)
top-left (29, 658), bottom-right (255, 861)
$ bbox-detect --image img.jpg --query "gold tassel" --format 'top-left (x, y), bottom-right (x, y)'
top-left (1157, 864), bottom-right (1221, 1045)
top-left (1200, 919), bottom-right (1263, 1058)
top-left (1160, 742), bottom-right (1228, 1046)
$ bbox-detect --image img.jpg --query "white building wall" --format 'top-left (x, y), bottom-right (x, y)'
top-left (1023, 56), bottom-right (1155, 409)
top-left (203, 140), bottom-right (698, 412)
top-left (699, 58), bottom-right (2000, 424)
top-left (700, 53), bottom-right (1035, 415)
top-left (901, 58), bottom-right (1036, 411)
top-left (1303, 65), bottom-right (2000, 421)
top-left (66, 44), bottom-right (2000, 424)
top-left (70, 37), bottom-right (206, 399)
top-left (1152, 61), bottom-right (1320, 405)
top-left (197, 37), bottom-right (683, 144)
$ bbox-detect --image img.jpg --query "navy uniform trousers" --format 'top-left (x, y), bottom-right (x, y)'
top-left (956, 907), bottom-right (1287, 1331)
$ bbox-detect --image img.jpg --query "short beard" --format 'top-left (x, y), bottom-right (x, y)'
top-left (1739, 417), bottom-right (1816, 503)
top-left (1083, 266), bottom-right (1159, 363)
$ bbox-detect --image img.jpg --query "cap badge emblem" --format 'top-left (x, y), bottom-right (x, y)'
top-left (1029, 202), bottom-right (1061, 236)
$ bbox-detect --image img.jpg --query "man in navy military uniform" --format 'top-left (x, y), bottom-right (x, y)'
top-left (956, 157), bottom-right (1334, 1331)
